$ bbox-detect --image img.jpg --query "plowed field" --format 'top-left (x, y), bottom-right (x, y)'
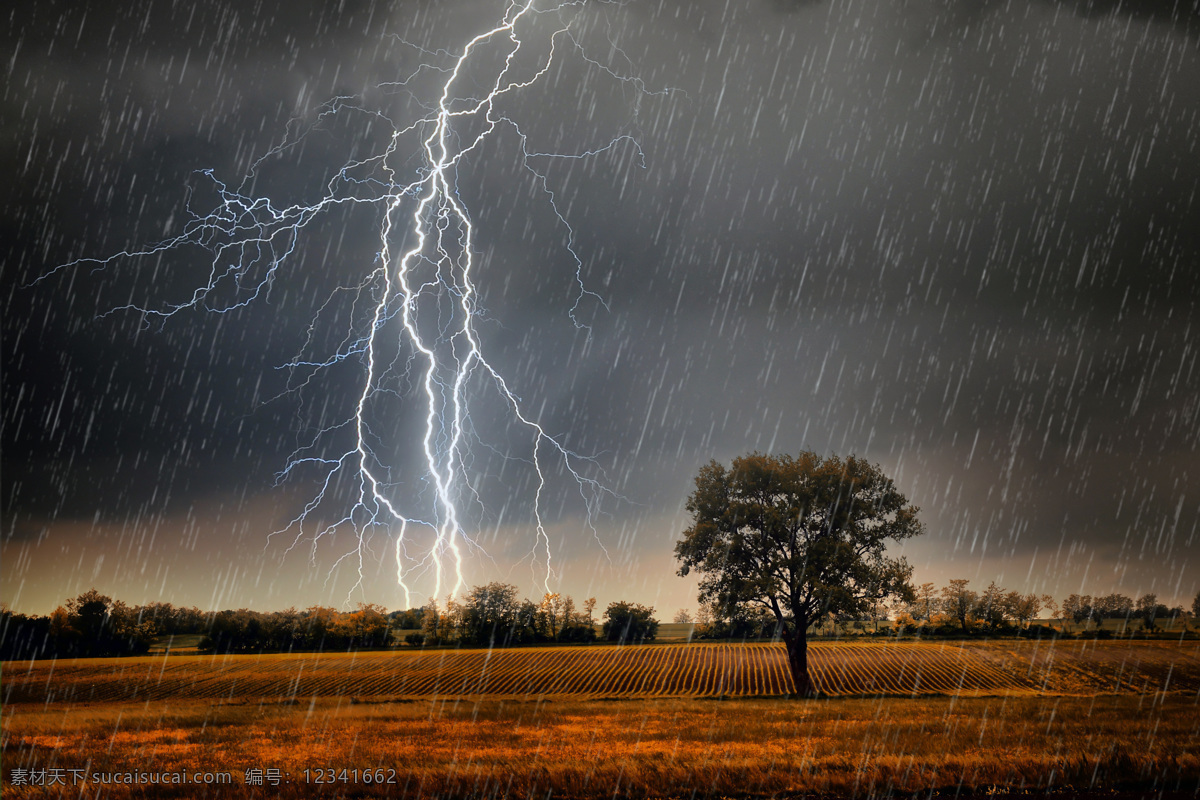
top-left (4, 640), bottom-right (1197, 705)
top-left (967, 639), bottom-right (1200, 693)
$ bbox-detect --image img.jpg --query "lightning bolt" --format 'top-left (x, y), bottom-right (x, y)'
top-left (44, 0), bottom-right (670, 607)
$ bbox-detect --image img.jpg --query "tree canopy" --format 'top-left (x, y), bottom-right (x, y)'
top-left (601, 601), bottom-right (659, 644)
top-left (675, 451), bottom-right (922, 695)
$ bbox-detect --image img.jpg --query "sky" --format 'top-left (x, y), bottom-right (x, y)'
top-left (3, 0), bottom-right (1199, 617)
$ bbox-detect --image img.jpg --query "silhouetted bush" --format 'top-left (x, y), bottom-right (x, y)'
top-left (0, 590), bottom-right (155, 660)
top-left (602, 602), bottom-right (658, 644)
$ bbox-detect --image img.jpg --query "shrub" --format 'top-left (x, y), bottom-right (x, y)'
top-left (602, 602), bottom-right (658, 644)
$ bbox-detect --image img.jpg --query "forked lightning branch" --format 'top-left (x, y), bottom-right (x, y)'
top-left (47, 0), bottom-right (667, 606)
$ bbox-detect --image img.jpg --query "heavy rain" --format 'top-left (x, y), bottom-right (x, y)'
top-left (3, 1), bottom-right (1199, 798)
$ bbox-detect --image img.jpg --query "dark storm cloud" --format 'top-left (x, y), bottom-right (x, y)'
top-left (536, 0), bottom-right (1200, 590)
top-left (3, 0), bottom-right (1198, 612)
top-left (2, 0), bottom-right (423, 524)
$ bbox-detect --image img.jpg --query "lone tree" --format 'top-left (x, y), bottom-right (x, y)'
top-left (675, 452), bottom-right (922, 696)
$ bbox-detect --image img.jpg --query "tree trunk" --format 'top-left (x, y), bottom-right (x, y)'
top-left (783, 627), bottom-right (812, 697)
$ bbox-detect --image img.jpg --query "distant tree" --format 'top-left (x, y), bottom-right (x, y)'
top-left (507, 599), bottom-right (533, 643)
top-left (1061, 594), bottom-right (1080, 627)
top-left (914, 582), bottom-right (938, 621)
top-left (201, 609), bottom-right (257, 653)
top-left (866, 594), bottom-right (886, 633)
top-left (676, 452), bottom-right (921, 695)
top-left (814, 607), bottom-right (860, 635)
top-left (554, 595), bottom-right (578, 639)
top-left (1062, 594), bottom-right (1095, 629)
top-left (1167, 606), bottom-right (1185, 629)
top-left (536, 593), bottom-right (569, 640)
top-left (416, 600), bottom-right (442, 645)
top-left (106, 599), bottom-right (156, 653)
top-left (891, 605), bottom-right (917, 635)
top-left (390, 607), bottom-right (425, 630)
top-left (438, 598), bottom-right (464, 643)
top-left (673, 609), bottom-right (693, 624)
top-left (602, 602), bottom-right (658, 644)
top-left (136, 601), bottom-right (201, 634)
top-left (198, 604), bottom-right (393, 653)
top-left (1193, 591), bottom-right (1200, 624)
top-left (56, 589), bottom-right (154, 656)
top-left (1004, 592), bottom-right (1042, 629)
top-left (1136, 593), bottom-right (1160, 630)
top-left (976, 582), bottom-right (1008, 630)
top-left (556, 596), bottom-right (596, 643)
top-left (138, 602), bottom-right (175, 632)
top-left (48, 606), bottom-right (75, 641)
top-left (303, 606), bottom-right (341, 648)
top-left (345, 603), bottom-right (391, 648)
top-left (461, 583), bottom-right (521, 646)
top-left (0, 606), bottom-right (53, 661)
top-left (270, 607), bottom-right (305, 651)
top-left (67, 589), bottom-right (112, 654)
top-left (1095, 593), bottom-right (1134, 620)
top-left (941, 580), bottom-right (978, 633)
top-left (708, 603), bottom-right (778, 639)
top-left (149, 604), bottom-right (205, 635)
top-left (717, 602), bottom-right (785, 640)
top-left (1001, 591), bottom-right (1023, 626)
top-left (1040, 594), bottom-right (1059, 624)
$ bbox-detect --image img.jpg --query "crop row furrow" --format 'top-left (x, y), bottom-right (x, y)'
top-left (10, 641), bottom-right (1190, 704)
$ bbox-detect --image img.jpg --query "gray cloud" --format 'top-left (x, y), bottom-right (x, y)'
top-left (3, 0), bottom-right (1198, 613)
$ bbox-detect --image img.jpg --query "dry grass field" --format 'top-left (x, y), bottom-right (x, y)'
top-left (4, 694), bottom-right (1198, 798)
top-left (4, 640), bottom-right (1199, 798)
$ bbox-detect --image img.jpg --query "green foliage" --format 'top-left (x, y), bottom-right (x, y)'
top-left (693, 602), bottom-right (778, 640)
top-left (138, 601), bottom-right (207, 634)
top-left (459, 582), bottom-right (521, 646)
top-left (676, 452), bottom-right (921, 694)
top-left (976, 582), bottom-right (1009, 630)
top-left (677, 452), bottom-right (921, 637)
top-left (389, 607), bottom-right (425, 630)
top-left (940, 580), bottom-right (979, 632)
top-left (1094, 593), bottom-right (1135, 620)
top-left (1135, 593), bottom-right (1170, 631)
top-left (199, 603), bottom-right (394, 653)
top-left (602, 601), bottom-right (659, 643)
top-left (0, 590), bottom-right (156, 659)
top-left (405, 586), bottom-right (597, 648)
top-left (0, 607), bottom-right (54, 660)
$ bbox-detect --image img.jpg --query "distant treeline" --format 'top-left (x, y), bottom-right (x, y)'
top-left (406, 584), bottom-right (657, 649)
top-left (693, 581), bottom-right (1195, 640)
top-left (1, 590), bottom-right (163, 661)
top-left (893, 582), bottom-right (1186, 636)
top-left (4, 581), bottom-right (1194, 660)
top-left (0, 585), bottom-right (659, 660)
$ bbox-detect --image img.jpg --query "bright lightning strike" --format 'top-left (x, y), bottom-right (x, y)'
top-left (44, 0), bottom-right (670, 607)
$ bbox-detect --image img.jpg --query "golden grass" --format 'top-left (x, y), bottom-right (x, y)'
top-left (4, 694), bottom-right (1198, 798)
top-left (5, 641), bottom-right (1199, 797)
